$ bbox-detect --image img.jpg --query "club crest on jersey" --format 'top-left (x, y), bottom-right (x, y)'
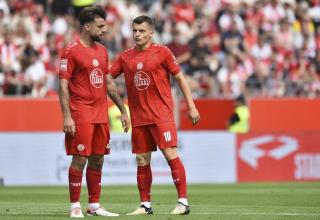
top-left (92, 59), bottom-right (99, 67)
top-left (134, 71), bottom-right (150, 90)
top-left (77, 144), bottom-right (85, 152)
top-left (90, 68), bottom-right (104, 88)
top-left (137, 62), bottom-right (143, 70)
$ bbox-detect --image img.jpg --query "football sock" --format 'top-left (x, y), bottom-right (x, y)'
top-left (140, 201), bottom-right (151, 208)
top-left (168, 157), bottom-right (187, 199)
top-left (87, 202), bottom-right (100, 210)
top-left (69, 167), bottom-right (83, 203)
top-left (178, 198), bottom-right (189, 206)
top-left (70, 202), bottom-right (81, 211)
top-left (86, 167), bottom-right (102, 203)
top-left (145, 164), bottom-right (152, 200)
top-left (137, 164), bottom-right (152, 202)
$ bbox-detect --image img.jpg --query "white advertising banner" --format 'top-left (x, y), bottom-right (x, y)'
top-left (0, 132), bottom-right (236, 186)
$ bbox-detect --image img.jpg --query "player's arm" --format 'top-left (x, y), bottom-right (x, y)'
top-left (106, 74), bottom-right (130, 132)
top-left (58, 79), bottom-right (75, 136)
top-left (173, 72), bottom-right (200, 125)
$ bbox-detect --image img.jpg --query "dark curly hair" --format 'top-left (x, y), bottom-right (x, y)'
top-left (78, 6), bottom-right (106, 26)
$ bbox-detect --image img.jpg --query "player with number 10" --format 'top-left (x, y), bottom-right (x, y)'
top-left (110, 15), bottom-right (200, 215)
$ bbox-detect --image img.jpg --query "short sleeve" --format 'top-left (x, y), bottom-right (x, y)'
top-left (162, 46), bottom-right (181, 75)
top-left (58, 48), bottom-right (75, 80)
top-left (109, 55), bottom-right (123, 79)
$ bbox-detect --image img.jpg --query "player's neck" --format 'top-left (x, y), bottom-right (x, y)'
top-left (136, 41), bottom-right (152, 51)
top-left (79, 35), bottom-right (95, 47)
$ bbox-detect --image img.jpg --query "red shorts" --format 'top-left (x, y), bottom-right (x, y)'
top-left (131, 122), bottom-right (177, 154)
top-left (65, 123), bottom-right (110, 156)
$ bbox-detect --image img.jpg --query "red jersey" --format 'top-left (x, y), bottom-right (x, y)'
top-left (59, 40), bottom-right (109, 124)
top-left (110, 43), bottom-right (180, 127)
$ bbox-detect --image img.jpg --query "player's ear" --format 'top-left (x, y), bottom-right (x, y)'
top-left (83, 23), bottom-right (91, 32)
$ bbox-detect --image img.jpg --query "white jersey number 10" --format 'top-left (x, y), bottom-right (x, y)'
top-left (163, 131), bottom-right (171, 142)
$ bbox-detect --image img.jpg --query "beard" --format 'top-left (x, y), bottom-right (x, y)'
top-left (90, 34), bottom-right (103, 42)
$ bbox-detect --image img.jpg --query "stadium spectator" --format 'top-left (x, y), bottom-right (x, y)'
top-left (110, 15), bottom-right (200, 215)
top-left (217, 54), bottom-right (249, 98)
top-left (108, 93), bottom-right (131, 133)
top-left (2, 70), bottom-right (20, 95)
top-left (187, 34), bottom-right (215, 97)
top-left (0, 0), bottom-right (320, 99)
top-left (58, 6), bottom-right (130, 218)
top-left (51, 0), bottom-right (71, 15)
top-left (24, 50), bottom-right (47, 97)
top-left (228, 94), bottom-right (249, 133)
top-left (251, 34), bottom-right (272, 63)
top-left (171, 0), bottom-right (196, 24)
top-left (245, 61), bottom-right (268, 97)
top-left (0, 0), bottom-right (9, 15)
top-left (0, 30), bottom-right (21, 76)
top-left (166, 28), bottom-right (191, 71)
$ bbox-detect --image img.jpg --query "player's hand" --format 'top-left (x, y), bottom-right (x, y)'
top-left (188, 107), bottom-right (200, 125)
top-left (120, 113), bottom-right (131, 133)
top-left (63, 117), bottom-right (76, 136)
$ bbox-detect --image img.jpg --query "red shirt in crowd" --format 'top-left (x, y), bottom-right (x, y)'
top-left (59, 40), bottom-right (109, 124)
top-left (172, 2), bottom-right (195, 23)
top-left (110, 43), bottom-right (180, 127)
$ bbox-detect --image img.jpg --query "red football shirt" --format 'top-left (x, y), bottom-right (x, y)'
top-left (59, 40), bottom-right (109, 124)
top-left (110, 43), bottom-right (181, 127)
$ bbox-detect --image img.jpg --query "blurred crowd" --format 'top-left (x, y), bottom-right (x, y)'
top-left (1, 0), bottom-right (320, 98)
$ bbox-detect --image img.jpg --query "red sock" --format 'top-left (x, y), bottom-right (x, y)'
top-left (86, 167), bottom-right (102, 203)
top-left (145, 165), bottom-right (152, 200)
top-left (69, 167), bottom-right (83, 202)
top-left (137, 165), bottom-right (152, 202)
top-left (168, 157), bottom-right (187, 198)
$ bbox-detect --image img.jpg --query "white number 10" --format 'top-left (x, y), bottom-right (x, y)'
top-left (163, 131), bottom-right (171, 142)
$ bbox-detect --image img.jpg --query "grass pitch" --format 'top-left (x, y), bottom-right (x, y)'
top-left (0, 183), bottom-right (319, 220)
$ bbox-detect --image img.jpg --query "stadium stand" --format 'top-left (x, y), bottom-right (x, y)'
top-left (0, 0), bottom-right (320, 99)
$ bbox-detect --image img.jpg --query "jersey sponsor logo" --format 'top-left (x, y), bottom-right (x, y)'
top-left (137, 62), bottom-right (143, 70)
top-left (92, 59), bottom-right (99, 67)
top-left (59, 59), bottom-right (68, 71)
top-left (134, 71), bottom-right (150, 90)
top-left (90, 68), bottom-right (104, 88)
top-left (77, 144), bottom-right (85, 152)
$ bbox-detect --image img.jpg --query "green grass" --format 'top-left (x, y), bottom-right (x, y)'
top-left (0, 183), bottom-right (319, 220)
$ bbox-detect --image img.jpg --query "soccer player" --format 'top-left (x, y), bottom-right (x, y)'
top-left (109, 15), bottom-right (200, 215)
top-left (58, 6), bottom-right (130, 218)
